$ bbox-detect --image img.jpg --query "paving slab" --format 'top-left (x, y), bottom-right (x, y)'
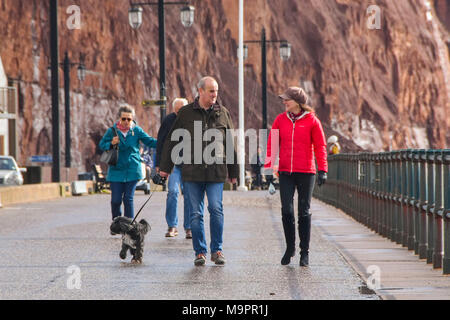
top-left (0, 191), bottom-right (378, 300)
top-left (312, 199), bottom-right (450, 300)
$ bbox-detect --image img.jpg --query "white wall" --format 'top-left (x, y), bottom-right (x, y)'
top-left (0, 56), bottom-right (9, 155)
top-left (0, 56), bottom-right (7, 87)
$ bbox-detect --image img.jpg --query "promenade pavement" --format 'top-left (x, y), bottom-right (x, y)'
top-left (0, 188), bottom-right (448, 300)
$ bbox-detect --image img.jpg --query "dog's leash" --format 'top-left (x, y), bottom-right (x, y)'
top-left (130, 183), bottom-right (157, 225)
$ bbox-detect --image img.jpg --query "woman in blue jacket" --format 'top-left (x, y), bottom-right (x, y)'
top-left (99, 105), bottom-right (157, 220)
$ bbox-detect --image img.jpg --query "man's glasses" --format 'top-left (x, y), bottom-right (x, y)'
top-left (121, 117), bottom-right (132, 122)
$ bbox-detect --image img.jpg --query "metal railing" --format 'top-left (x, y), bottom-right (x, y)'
top-left (313, 149), bottom-right (450, 274)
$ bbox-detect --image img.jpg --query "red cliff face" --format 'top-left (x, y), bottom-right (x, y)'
top-left (0, 0), bottom-right (448, 172)
top-left (435, 0), bottom-right (450, 30)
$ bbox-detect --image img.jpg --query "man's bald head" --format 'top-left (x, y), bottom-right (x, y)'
top-left (197, 76), bottom-right (219, 109)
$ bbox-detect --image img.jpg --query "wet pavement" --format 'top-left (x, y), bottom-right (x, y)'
top-left (313, 200), bottom-right (450, 300)
top-left (0, 190), bottom-right (379, 300)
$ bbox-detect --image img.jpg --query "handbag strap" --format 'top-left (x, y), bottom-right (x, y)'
top-left (111, 126), bottom-right (119, 150)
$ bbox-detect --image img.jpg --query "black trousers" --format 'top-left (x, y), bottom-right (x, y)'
top-left (279, 172), bottom-right (315, 253)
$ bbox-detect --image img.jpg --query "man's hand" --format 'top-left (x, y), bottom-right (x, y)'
top-left (159, 171), bottom-right (169, 178)
top-left (229, 178), bottom-right (237, 184)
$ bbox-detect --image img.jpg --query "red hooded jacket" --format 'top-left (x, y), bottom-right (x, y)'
top-left (265, 111), bottom-right (328, 174)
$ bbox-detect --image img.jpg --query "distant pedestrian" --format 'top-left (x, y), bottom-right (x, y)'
top-left (159, 76), bottom-right (238, 266)
top-left (251, 146), bottom-right (264, 190)
top-left (140, 145), bottom-right (153, 182)
top-left (155, 98), bottom-right (192, 239)
top-left (327, 135), bottom-right (341, 155)
top-left (265, 87), bottom-right (328, 266)
top-left (99, 105), bottom-right (157, 223)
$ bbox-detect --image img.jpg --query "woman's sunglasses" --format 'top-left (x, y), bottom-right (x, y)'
top-left (121, 117), bottom-right (132, 122)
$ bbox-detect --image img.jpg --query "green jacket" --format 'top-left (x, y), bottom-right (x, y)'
top-left (159, 98), bottom-right (239, 182)
top-left (99, 122), bottom-right (157, 182)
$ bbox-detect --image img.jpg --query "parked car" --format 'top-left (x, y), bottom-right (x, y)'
top-left (0, 156), bottom-right (26, 186)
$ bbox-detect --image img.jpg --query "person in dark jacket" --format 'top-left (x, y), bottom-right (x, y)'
top-left (99, 105), bottom-right (157, 221)
top-left (265, 87), bottom-right (328, 267)
top-left (159, 76), bottom-right (238, 266)
top-left (155, 98), bottom-right (192, 239)
top-left (251, 147), bottom-right (264, 190)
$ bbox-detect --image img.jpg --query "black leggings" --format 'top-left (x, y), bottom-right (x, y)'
top-left (279, 172), bottom-right (315, 252)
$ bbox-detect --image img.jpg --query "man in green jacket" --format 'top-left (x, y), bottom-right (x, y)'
top-left (159, 76), bottom-right (238, 266)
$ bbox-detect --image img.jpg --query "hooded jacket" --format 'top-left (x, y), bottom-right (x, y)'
top-left (99, 121), bottom-right (157, 182)
top-left (265, 111), bottom-right (328, 174)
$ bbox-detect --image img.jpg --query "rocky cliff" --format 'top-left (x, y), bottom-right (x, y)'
top-left (0, 0), bottom-right (448, 172)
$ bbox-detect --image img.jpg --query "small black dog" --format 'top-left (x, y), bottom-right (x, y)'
top-left (110, 216), bottom-right (150, 264)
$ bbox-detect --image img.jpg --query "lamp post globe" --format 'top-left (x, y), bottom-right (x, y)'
top-left (77, 64), bottom-right (86, 82)
top-left (180, 5), bottom-right (195, 27)
top-left (280, 41), bottom-right (291, 61)
top-left (129, 6), bottom-right (143, 29)
top-left (47, 66), bottom-right (52, 82)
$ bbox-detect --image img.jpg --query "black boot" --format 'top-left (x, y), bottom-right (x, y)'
top-left (299, 215), bottom-right (311, 266)
top-left (300, 252), bottom-right (309, 266)
top-left (281, 215), bottom-right (296, 265)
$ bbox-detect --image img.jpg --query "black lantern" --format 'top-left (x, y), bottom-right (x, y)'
top-left (279, 41), bottom-right (292, 61)
top-left (237, 44), bottom-right (248, 60)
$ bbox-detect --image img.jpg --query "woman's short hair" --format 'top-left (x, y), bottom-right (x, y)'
top-left (118, 104), bottom-right (135, 118)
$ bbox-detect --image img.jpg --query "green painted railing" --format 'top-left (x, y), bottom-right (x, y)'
top-left (313, 149), bottom-right (450, 274)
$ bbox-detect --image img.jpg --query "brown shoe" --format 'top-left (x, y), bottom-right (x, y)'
top-left (185, 229), bottom-right (192, 239)
top-left (165, 227), bottom-right (178, 237)
top-left (211, 251), bottom-right (226, 265)
top-left (194, 253), bottom-right (206, 266)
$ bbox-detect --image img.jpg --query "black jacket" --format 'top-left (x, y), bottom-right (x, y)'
top-left (159, 98), bottom-right (239, 182)
top-left (155, 112), bottom-right (177, 168)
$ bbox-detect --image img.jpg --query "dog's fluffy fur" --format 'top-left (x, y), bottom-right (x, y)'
top-left (110, 216), bottom-right (150, 264)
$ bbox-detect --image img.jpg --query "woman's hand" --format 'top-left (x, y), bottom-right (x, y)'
top-left (111, 136), bottom-right (120, 145)
top-left (317, 171), bottom-right (327, 186)
top-left (273, 165), bottom-right (279, 177)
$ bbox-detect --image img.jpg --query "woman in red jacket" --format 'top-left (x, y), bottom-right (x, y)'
top-left (265, 87), bottom-right (328, 266)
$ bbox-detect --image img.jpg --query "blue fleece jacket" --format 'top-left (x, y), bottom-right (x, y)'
top-left (99, 122), bottom-right (157, 182)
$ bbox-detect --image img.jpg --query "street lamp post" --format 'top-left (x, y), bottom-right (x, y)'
top-left (129, 1), bottom-right (194, 124)
top-left (261, 28), bottom-right (267, 130)
top-left (62, 53), bottom-right (85, 168)
top-left (49, 0), bottom-right (60, 182)
top-left (242, 27), bottom-right (291, 130)
top-left (48, 52), bottom-right (86, 168)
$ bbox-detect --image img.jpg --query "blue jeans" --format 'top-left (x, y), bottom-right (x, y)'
top-left (166, 166), bottom-right (191, 230)
top-left (110, 180), bottom-right (138, 220)
top-left (184, 181), bottom-right (224, 256)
